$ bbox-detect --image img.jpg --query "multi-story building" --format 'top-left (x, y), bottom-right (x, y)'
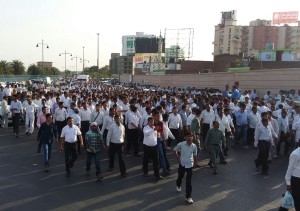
top-left (109, 53), bottom-right (134, 75)
top-left (122, 32), bottom-right (155, 56)
top-left (213, 11), bottom-right (300, 60)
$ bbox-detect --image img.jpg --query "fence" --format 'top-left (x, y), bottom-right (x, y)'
top-left (0, 75), bottom-right (61, 82)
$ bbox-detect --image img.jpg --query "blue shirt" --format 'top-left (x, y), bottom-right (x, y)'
top-left (174, 141), bottom-right (197, 168)
top-left (231, 88), bottom-right (240, 100)
top-left (235, 109), bottom-right (248, 125)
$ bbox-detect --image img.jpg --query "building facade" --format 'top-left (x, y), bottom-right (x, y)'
top-left (109, 53), bottom-right (134, 75)
top-left (122, 32), bottom-right (156, 56)
top-left (213, 11), bottom-right (300, 60)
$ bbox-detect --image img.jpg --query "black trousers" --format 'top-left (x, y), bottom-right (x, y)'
top-left (255, 140), bottom-right (271, 173)
top-left (170, 128), bottom-right (180, 144)
top-left (81, 121), bottom-right (89, 147)
top-left (143, 144), bottom-right (159, 177)
top-left (276, 132), bottom-right (289, 155)
top-left (202, 123), bottom-right (210, 140)
top-left (247, 128), bottom-right (255, 146)
top-left (55, 120), bottom-right (66, 139)
top-left (126, 129), bottom-right (140, 155)
top-left (64, 142), bottom-right (78, 173)
top-left (109, 142), bottom-right (126, 174)
top-left (176, 164), bottom-right (193, 198)
top-left (292, 176), bottom-right (300, 211)
top-left (12, 113), bottom-right (20, 135)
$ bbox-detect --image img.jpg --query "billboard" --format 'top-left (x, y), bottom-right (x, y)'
top-left (273, 11), bottom-right (298, 24)
top-left (135, 37), bottom-right (165, 53)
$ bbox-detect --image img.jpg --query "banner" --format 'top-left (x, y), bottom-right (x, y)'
top-left (273, 11), bottom-right (298, 24)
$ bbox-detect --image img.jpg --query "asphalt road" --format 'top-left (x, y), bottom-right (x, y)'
top-left (0, 126), bottom-right (294, 211)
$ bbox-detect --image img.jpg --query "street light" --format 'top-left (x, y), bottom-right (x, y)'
top-left (59, 50), bottom-right (72, 73)
top-left (97, 33), bottom-right (100, 71)
top-left (71, 55), bottom-right (82, 74)
top-left (36, 39), bottom-right (49, 75)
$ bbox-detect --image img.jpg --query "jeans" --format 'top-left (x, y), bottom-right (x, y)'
top-left (86, 151), bottom-right (101, 176)
top-left (43, 142), bottom-right (53, 166)
top-left (176, 164), bottom-right (193, 198)
top-left (208, 145), bottom-right (221, 171)
top-left (235, 124), bottom-right (248, 146)
top-left (157, 139), bottom-right (167, 175)
top-left (291, 176), bottom-right (300, 211)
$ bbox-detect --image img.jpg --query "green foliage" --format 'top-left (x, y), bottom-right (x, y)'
top-left (11, 60), bottom-right (25, 75)
top-left (0, 60), bottom-right (13, 75)
top-left (27, 64), bottom-right (41, 75)
top-left (82, 65), bottom-right (111, 78)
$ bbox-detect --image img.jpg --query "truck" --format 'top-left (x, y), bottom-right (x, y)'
top-left (77, 75), bottom-right (90, 82)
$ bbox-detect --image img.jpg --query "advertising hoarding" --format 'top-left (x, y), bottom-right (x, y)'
top-left (273, 11), bottom-right (298, 24)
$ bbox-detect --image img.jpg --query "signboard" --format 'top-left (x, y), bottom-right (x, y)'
top-left (273, 11), bottom-right (298, 24)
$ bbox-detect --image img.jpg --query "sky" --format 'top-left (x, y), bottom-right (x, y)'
top-left (0, 0), bottom-right (299, 71)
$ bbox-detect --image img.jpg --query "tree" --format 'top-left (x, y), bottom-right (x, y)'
top-left (11, 60), bottom-right (25, 75)
top-left (27, 64), bottom-right (41, 75)
top-left (0, 60), bottom-right (13, 75)
top-left (44, 67), bottom-right (60, 75)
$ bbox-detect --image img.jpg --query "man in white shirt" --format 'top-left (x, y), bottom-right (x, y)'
top-left (80, 102), bottom-right (92, 148)
top-left (1, 96), bottom-right (9, 128)
top-left (101, 108), bottom-right (115, 143)
top-left (54, 102), bottom-right (67, 139)
top-left (200, 104), bottom-right (215, 141)
top-left (169, 107), bottom-right (182, 144)
top-left (60, 117), bottom-right (83, 177)
top-left (126, 105), bottom-right (141, 157)
top-left (90, 104), bottom-right (104, 130)
top-left (143, 116), bottom-right (163, 180)
top-left (106, 114), bottom-right (127, 177)
top-left (254, 118), bottom-right (278, 175)
top-left (10, 95), bottom-right (23, 138)
top-left (285, 143), bottom-right (300, 211)
top-left (247, 106), bottom-right (260, 147)
top-left (24, 97), bottom-right (39, 135)
top-left (277, 109), bottom-right (290, 156)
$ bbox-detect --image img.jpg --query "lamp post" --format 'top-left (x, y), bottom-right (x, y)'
top-left (71, 55), bottom-right (81, 74)
top-left (36, 39), bottom-right (49, 75)
top-left (97, 33), bottom-right (100, 71)
top-left (59, 51), bottom-right (72, 74)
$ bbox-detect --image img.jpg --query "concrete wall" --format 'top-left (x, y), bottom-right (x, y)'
top-left (119, 68), bottom-right (300, 96)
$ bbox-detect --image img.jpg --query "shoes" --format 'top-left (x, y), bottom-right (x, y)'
top-left (176, 186), bottom-right (181, 192)
top-left (121, 172), bottom-right (128, 178)
top-left (213, 170), bottom-right (218, 175)
top-left (155, 175), bottom-right (164, 181)
top-left (166, 147), bottom-right (171, 150)
top-left (208, 161), bottom-right (213, 168)
top-left (219, 160), bottom-right (227, 165)
top-left (242, 146), bottom-right (249, 150)
top-left (186, 198), bottom-right (194, 204)
top-left (97, 175), bottom-right (104, 180)
top-left (66, 172), bottom-right (71, 178)
top-left (193, 163), bottom-right (201, 168)
top-left (26, 132), bottom-right (28, 136)
top-left (86, 171), bottom-right (90, 177)
top-left (163, 171), bottom-right (171, 177)
top-left (45, 165), bottom-right (49, 172)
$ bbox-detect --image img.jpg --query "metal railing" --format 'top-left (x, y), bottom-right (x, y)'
top-left (0, 75), bottom-right (61, 82)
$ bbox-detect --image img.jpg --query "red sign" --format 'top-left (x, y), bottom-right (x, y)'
top-left (273, 11), bottom-right (298, 24)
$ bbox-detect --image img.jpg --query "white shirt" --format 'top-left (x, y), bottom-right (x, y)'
top-left (24, 103), bottom-right (38, 115)
top-left (210, 114), bottom-right (231, 135)
top-left (292, 121), bottom-right (300, 143)
top-left (140, 113), bottom-right (151, 127)
top-left (143, 125), bottom-right (157, 146)
top-left (101, 115), bottom-right (114, 133)
top-left (90, 110), bottom-right (104, 125)
top-left (254, 124), bottom-right (278, 147)
top-left (200, 109), bottom-right (215, 124)
top-left (54, 108), bottom-right (67, 121)
top-left (106, 123), bottom-right (125, 146)
top-left (285, 147), bottom-right (300, 185)
top-left (61, 125), bottom-right (82, 143)
top-left (248, 112), bottom-right (261, 129)
top-left (162, 121), bottom-right (175, 140)
top-left (1, 100), bottom-right (8, 114)
top-left (278, 116), bottom-right (289, 134)
top-left (72, 113), bottom-right (81, 128)
top-left (186, 113), bottom-right (195, 127)
top-left (127, 112), bottom-right (140, 129)
top-left (169, 113), bottom-right (182, 129)
top-left (80, 108), bottom-right (91, 121)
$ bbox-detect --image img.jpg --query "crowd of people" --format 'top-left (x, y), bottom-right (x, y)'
top-left (0, 78), bottom-right (300, 207)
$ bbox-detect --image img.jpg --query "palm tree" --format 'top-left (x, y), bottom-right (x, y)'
top-left (11, 60), bottom-right (25, 75)
top-left (0, 60), bottom-right (13, 75)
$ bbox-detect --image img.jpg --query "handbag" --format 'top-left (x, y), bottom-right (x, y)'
top-left (281, 191), bottom-right (294, 209)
